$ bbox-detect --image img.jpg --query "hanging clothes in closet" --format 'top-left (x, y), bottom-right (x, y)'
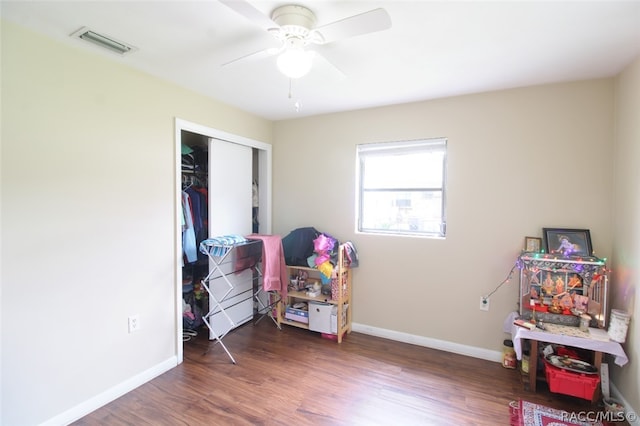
top-left (182, 190), bottom-right (198, 264)
top-left (187, 185), bottom-right (208, 259)
top-left (181, 141), bottom-right (210, 337)
top-left (181, 143), bottom-right (209, 265)
top-left (252, 180), bottom-right (259, 233)
top-left (182, 186), bottom-right (209, 263)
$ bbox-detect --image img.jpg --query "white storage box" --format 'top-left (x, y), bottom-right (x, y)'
top-left (310, 302), bottom-right (349, 334)
top-left (309, 302), bottom-right (334, 334)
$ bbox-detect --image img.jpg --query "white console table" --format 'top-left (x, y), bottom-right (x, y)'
top-left (510, 324), bottom-right (628, 402)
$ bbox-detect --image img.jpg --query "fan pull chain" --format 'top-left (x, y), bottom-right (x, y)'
top-left (288, 79), bottom-right (301, 112)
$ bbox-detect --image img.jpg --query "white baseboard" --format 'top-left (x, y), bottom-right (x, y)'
top-left (610, 382), bottom-right (640, 426)
top-left (352, 322), bottom-right (638, 423)
top-left (40, 356), bottom-right (178, 426)
top-left (352, 322), bottom-right (503, 363)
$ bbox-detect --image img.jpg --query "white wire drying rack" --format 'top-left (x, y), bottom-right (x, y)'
top-left (198, 236), bottom-right (262, 364)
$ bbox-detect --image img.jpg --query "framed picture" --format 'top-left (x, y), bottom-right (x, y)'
top-left (543, 228), bottom-right (593, 257)
top-left (524, 236), bottom-right (542, 252)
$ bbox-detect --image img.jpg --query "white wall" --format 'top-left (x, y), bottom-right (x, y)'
top-left (273, 79), bottom-right (614, 354)
top-left (611, 55), bottom-right (640, 416)
top-left (0, 21), bottom-right (272, 425)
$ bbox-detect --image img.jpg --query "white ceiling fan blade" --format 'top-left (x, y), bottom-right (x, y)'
top-left (313, 8), bottom-right (391, 45)
top-left (219, 0), bottom-right (279, 32)
top-left (312, 51), bottom-right (346, 81)
top-left (221, 45), bottom-right (282, 67)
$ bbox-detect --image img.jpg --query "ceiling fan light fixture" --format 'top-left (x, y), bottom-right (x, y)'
top-left (277, 48), bottom-right (315, 79)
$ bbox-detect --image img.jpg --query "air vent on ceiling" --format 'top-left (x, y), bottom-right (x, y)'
top-left (70, 27), bottom-right (137, 55)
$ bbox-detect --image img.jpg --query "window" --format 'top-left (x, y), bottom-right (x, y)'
top-left (356, 138), bottom-right (447, 237)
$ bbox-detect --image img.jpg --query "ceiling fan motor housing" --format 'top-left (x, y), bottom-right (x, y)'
top-left (271, 5), bottom-right (316, 41)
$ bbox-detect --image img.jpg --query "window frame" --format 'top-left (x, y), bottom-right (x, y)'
top-left (356, 137), bottom-right (447, 238)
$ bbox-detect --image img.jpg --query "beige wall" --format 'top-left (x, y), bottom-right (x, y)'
top-left (611, 56), bottom-right (640, 416)
top-left (273, 80), bottom-right (614, 354)
top-left (0, 21), bottom-right (271, 425)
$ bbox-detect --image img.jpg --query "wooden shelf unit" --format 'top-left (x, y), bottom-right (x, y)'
top-left (277, 244), bottom-right (352, 342)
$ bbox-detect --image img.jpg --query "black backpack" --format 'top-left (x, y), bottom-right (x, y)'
top-left (282, 227), bottom-right (319, 266)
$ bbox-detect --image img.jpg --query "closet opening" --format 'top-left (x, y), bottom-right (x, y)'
top-left (175, 118), bottom-right (272, 364)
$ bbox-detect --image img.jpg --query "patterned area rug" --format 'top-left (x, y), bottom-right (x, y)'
top-left (509, 400), bottom-right (604, 426)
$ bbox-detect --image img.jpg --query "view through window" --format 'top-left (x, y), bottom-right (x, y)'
top-left (356, 138), bottom-right (447, 237)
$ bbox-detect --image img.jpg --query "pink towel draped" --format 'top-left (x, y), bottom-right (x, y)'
top-left (248, 234), bottom-right (288, 300)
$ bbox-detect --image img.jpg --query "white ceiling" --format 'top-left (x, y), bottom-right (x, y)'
top-left (2, 1), bottom-right (639, 121)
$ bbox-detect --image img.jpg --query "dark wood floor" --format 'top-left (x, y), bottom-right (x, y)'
top-left (74, 319), bottom-right (613, 425)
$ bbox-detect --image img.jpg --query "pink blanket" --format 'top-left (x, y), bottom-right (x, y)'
top-left (248, 234), bottom-right (288, 300)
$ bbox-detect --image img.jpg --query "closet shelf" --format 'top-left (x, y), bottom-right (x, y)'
top-left (181, 169), bottom-right (207, 175)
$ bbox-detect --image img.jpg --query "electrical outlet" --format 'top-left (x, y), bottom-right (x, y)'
top-left (480, 296), bottom-right (490, 311)
top-left (128, 314), bottom-right (140, 333)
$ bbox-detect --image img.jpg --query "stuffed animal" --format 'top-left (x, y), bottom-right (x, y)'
top-left (313, 233), bottom-right (337, 283)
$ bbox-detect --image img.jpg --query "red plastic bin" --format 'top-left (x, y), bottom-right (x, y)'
top-left (544, 359), bottom-right (600, 400)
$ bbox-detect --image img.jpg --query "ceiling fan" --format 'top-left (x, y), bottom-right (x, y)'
top-left (220, 0), bottom-right (392, 79)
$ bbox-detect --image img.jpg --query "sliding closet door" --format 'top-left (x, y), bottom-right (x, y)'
top-left (208, 138), bottom-right (252, 236)
top-left (206, 138), bottom-right (254, 339)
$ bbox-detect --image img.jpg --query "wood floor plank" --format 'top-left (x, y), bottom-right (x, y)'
top-left (73, 319), bottom-right (621, 425)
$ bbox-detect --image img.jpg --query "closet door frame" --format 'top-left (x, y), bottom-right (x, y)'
top-left (174, 118), bottom-right (272, 364)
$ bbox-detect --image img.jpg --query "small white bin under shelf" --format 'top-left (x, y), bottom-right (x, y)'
top-left (309, 302), bottom-right (348, 334)
top-left (309, 302), bottom-right (334, 334)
